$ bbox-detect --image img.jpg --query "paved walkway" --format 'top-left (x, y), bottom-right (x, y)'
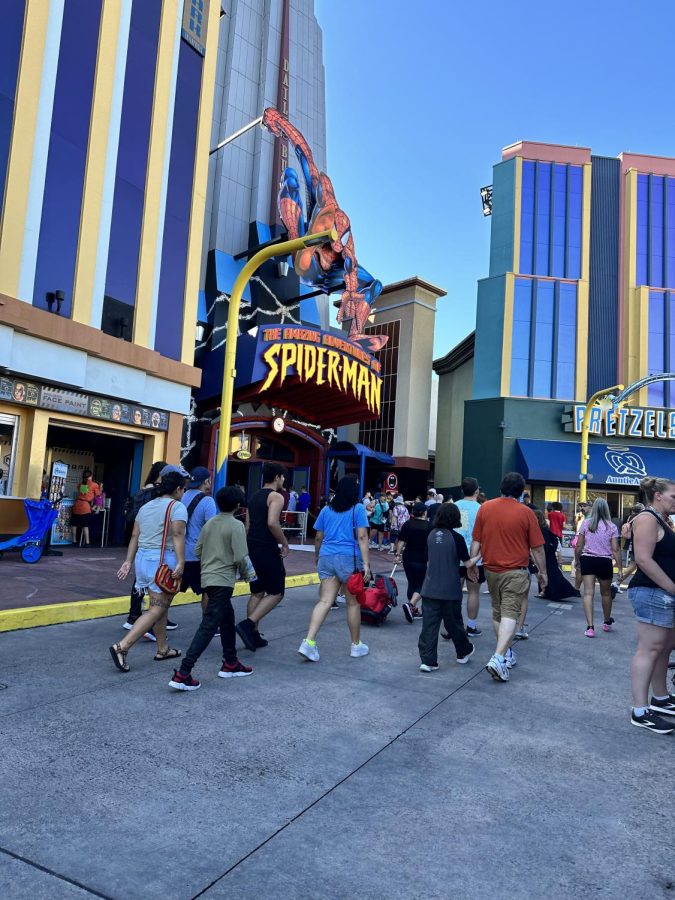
top-left (0, 577), bottom-right (671, 899)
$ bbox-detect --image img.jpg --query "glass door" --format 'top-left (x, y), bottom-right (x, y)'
top-left (0, 414), bottom-right (18, 496)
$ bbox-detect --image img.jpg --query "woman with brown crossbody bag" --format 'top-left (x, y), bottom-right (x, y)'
top-left (110, 469), bottom-right (188, 672)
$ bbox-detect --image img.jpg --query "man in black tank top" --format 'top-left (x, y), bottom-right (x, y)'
top-left (236, 463), bottom-right (289, 652)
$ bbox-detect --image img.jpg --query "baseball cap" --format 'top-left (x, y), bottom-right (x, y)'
top-left (413, 501), bottom-right (427, 516)
top-left (189, 466), bottom-right (211, 487)
top-left (394, 496), bottom-right (405, 504)
top-left (159, 464), bottom-right (189, 479)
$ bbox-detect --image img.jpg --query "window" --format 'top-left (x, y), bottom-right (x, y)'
top-left (510, 277), bottom-right (577, 400)
top-left (646, 288), bottom-right (675, 406)
top-left (33, 0), bottom-right (103, 316)
top-left (358, 320), bottom-right (400, 455)
top-left (532, 280), bottom-right (554, 396)
top-left (103, 0), bottom-right (162, 331)
top-left (519, 160), bottom-right (583, 280)
top-left (636, 174), bottom-right (649, 286)
top-left (510, 278), bottom-right (532, 396)
top-left (636, 174), bottom-right (675, 288)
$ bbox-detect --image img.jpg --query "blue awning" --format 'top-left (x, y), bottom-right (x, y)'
top-left (328, 440), bottom-right (395, 466)
top-left (516, 439), bottom-right (675, 487)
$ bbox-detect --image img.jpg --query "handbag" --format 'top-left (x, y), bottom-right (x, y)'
top-left (154, 500), bottom-right (181, 595)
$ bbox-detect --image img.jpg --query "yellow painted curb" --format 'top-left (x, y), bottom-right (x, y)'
top-left (0, 572), bottom-right (321, 633)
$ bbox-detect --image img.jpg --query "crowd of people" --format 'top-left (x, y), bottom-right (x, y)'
top-left (109, 463), bottom-right (675, 736)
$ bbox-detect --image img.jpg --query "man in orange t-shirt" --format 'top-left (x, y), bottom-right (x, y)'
top-left (471, 472), bottom-right (547, 683)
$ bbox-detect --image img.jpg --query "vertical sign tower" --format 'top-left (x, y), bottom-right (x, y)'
top-left (269, 0), bottom-right (290, 227)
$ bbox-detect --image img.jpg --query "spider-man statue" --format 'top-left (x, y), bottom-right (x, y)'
top-left (263, 107), bottom-right (387, 350)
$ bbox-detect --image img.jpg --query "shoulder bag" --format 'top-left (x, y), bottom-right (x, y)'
top-left (154, 500), bottom-right (182, 595)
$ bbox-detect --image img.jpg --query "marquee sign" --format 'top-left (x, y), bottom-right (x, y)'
top-left (251, 326), bottom-right (382, 417)
top-left (564, 404), bottom-right (675, 442)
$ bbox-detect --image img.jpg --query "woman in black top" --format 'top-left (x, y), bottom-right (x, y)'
top-left (532, 509), bottom-right (580, 602)
top-left (395, 501), bottom-right (430, 623)
top-left (627, 476), bottom-right (675, 734)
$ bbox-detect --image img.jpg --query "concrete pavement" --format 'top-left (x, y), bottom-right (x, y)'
top-left (0, 577), bottom-right (672, 899)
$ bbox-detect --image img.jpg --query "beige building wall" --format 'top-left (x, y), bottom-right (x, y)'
top-left (433, 332), bottom-right (475, 490)
top-left (373, 277), bottom-right (446, 468)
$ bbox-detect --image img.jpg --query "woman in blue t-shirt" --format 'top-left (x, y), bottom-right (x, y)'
top-left (298, 477), bottom-right (371, 663)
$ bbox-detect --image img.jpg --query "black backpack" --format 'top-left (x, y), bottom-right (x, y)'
top-left (123, 486), bottom-right (157, 523)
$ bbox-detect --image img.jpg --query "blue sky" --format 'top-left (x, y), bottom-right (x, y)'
top-left (315, 0), bottom-right (674, 359)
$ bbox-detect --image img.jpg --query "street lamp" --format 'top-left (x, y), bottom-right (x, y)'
top-left (214, 227), bottom-right (338, 491)
top-left (579, 383), bottom-right (624, 503)
top-left (579, 372), bottom-right (675, 502)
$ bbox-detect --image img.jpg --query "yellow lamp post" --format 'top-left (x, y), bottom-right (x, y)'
top-left (214, 228), bottom-right (338, 491)
top-left (578, 384), bottom-right (624, 503)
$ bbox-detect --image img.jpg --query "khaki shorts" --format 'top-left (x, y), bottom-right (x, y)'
top-left (485, 568), bottom-right (530, 622)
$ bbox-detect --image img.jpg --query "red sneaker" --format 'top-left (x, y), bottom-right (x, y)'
top-left (168, 670), bottom-right (201, 691)
top-left (218, 659), bottom-right (253, 678)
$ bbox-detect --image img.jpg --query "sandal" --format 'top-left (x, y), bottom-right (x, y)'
top-left (154, 647), bottom-right (181, 661)
top-left (109, 643), bottom-right (130, 672)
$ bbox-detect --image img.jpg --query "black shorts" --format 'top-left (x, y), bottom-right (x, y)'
top-left (71, 512), bottom-right (91, 529)
top-left (249, 544), bottom-right (286, 596)
top-left (460, 564), bottom-right (486, 584)
top-left (370, 522), bottom-right (385, 532)
top-left (580, 555), bottom-right (613, 580)
top-left (181, 560), bottom-right (203, 595)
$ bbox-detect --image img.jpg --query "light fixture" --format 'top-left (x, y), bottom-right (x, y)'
top-left (196, 320), bottom-right (208, 343)
top-left (46, 290), bottom-right (65, 314)
top-left (480, 185), bottom-right (493, 217)
top-left (277, 260), bottom-right (289, 278)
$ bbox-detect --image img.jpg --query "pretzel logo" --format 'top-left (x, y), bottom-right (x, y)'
top-left (604, 447), bottom-right (646, 478)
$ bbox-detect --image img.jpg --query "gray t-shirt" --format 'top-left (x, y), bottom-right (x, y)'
top-left (136, 497), bottom-right (188, 553)
top-left (421, 528), bottom-right (469, 601)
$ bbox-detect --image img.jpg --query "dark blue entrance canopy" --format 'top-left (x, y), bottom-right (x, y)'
top-left (328, 441), bottom-right (395, 466)
top-left (516, 439), bottom-right (675, 487)
top-left (327, 441), bottom-right (395, 492)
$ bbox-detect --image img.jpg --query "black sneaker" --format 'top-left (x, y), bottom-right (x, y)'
top-left (166, 619), bottom-right (178, 631)
top-left (466, 625), bottom-right (482, 636)
top-left (649, 695), bottom-right (675, 717)
top-left (253, 630), bottom-right (268, 648)
top-left (402, 602), bottom-right (416, 624)
top-left (631, 709), bottom-right (674, 734)
top-left (235, 618), bottom-right (258, 652)
top-left (457, 644), bottom-right (475, 665)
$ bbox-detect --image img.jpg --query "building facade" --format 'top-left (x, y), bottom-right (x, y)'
top-left (0, 0), bottom-right (219, 542)
top-left (459, 140), bottom-right (675, 523)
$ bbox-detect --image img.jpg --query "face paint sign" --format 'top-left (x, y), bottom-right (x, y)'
top-left (254, 327), bottom-right (382, 415)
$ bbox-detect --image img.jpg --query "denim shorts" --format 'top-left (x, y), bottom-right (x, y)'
top-left (317, 553), bottom-right (358, 583)
top-left (135, 548), bottom-right (177, 595)
top-left (628, 586), bottom-right (675, 628)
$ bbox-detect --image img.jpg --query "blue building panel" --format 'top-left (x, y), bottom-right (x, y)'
top-left (488, 159), bottom-right (515, 278)
top-left (473, 275), bottom-right (507, 399)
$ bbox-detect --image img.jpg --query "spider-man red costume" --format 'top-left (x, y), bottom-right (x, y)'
top-left (263, 107), bottom-right (387, 350)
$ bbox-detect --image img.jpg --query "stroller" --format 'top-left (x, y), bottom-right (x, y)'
top-left (0, 498), bottom-right (59, 564)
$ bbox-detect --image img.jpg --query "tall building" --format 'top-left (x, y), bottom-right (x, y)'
top-left (458, 141), bottom-right (675, 520)
top-left (0, 0), bottom-right (219, 542)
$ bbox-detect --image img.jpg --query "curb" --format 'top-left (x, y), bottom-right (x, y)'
top-left (0, 572), bottom-right (321, 633)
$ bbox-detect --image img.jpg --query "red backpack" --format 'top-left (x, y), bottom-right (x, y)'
top-left (359, 574), bottom-right (398, 625)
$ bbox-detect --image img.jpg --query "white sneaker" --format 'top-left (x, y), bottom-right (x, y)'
top-left (486, 654), bottom-right (509, 682)
top-left (298, 639), bottom-right (319, 662)
top-left (505, 647), bottom-right (517, 668)
top-left (514, 626), bottom-right (529, 640)
top-left (350, 641), bottom-right (369, 658)
top-left (336, 593), bottom-right (346, 604)
top-left (419, 662), bottom-right (439, 672)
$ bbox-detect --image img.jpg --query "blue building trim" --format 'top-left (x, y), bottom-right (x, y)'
top-left (472, 275), bottom-right (507, 399)
top-left (489, 159), bottom-right (515, 277)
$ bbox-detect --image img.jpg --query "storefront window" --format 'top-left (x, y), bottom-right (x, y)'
top-left (0, 414), bottom-right (18, 496)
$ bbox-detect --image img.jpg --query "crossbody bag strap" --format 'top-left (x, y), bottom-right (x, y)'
top-left (159, 500), bottom-right (176, 568)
